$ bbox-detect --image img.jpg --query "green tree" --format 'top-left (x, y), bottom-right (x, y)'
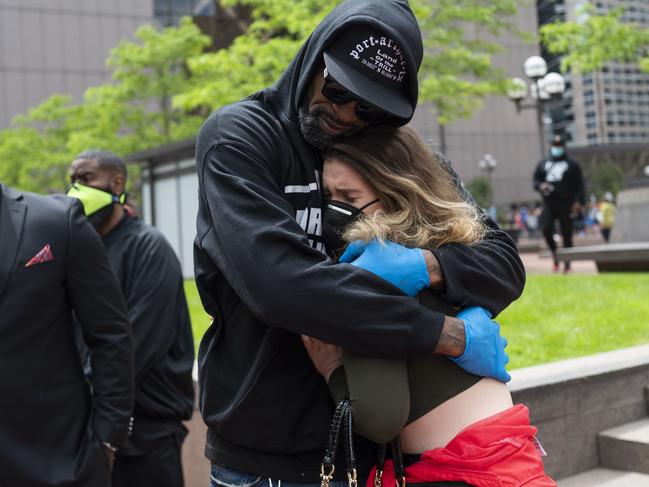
top-left (97, 17), bottom-right (211, 147)
top-left (540, 5), bottom-right (649, 73)
top-left (414, 0), bottom-right (527, 124)
top-left (0, 96), bottom-right (81, 193)
top-left (175, 0), bottom-right (339, 111)
top-left (176, 0), bottom-right (527, 124)
top-left (465, 175), bottom-right (493, 209)
top-left (0, 17), bottom-right (210, 193)
top-left (589, 163), bottom-right (624, 199)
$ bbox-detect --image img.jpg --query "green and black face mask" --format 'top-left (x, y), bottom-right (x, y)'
top-left (67, 183), bottom-right (126, 229)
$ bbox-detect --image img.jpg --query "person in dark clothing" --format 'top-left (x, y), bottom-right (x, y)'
top-left (533, 134), bottom-right (586, 273)
top-left (194, 1), bottom-right (525, 486)
top-left (0, 182), bottom-right (134, 487)
top-left (68, 150), bottom-right (195, 487)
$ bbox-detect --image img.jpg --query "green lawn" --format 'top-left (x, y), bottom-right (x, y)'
top-left (185, 274), bottom-right (649, 368)
top-left (184, 280), bottom-right (211, 354)
top-left (499, 273), bottom-right (649, 369)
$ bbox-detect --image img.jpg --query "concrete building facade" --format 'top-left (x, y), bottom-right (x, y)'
top-left (0, 0), bottom-right (154, 129)
top-left (539, 0), bottom-right (649, 147)
top-left (0, 0), bottom-right (213, 130)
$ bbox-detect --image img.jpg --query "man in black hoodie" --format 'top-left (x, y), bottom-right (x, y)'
top-left (68, 150), bottom-right (195, 487)
top-left (195, 1), bottom-right (525, 485)
top-left (533, 134), bottom-right (586, 273)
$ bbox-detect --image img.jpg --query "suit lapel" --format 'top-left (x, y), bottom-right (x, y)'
top-left (0, 184), bottom-right (27, 305)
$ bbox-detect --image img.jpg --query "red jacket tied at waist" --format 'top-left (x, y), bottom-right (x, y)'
top-left (368, 404), bottom-right (556, 487)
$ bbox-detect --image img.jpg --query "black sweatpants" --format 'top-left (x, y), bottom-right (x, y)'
top-left (540, 200), bottom-right (574, 258)
top-left (112, 434), bottom-right (184, 487)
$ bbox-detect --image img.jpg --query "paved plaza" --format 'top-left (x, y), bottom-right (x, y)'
top-left (517, 235), bottom-right (601, 275)
top-left (520, 251), bottom-right (598, 275)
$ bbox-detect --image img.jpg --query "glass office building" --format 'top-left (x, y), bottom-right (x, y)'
top-left (539, 0), bottom-right (649, 146)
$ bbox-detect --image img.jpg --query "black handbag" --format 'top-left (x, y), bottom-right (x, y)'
top-left (375, 437), bottom-right (420, 487)
top-left (321, 399), bottom-right (472, 487)
top-left (320, 398), bottom-right (358, 487)
top-left (320, 399), bottom-right (412, 487)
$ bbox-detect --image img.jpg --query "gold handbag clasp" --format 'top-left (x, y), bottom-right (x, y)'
top-left (320, 464), bottom-right (335, 487)
top-left (373, 469), bottom-right (383, 487)
top-left (347, 468), bottom-right (358, 487)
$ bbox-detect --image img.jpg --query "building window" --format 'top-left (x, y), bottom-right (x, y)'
top-left (154, 0), bottom-right (202, 26)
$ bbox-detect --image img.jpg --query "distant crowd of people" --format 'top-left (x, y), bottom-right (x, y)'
top-left (506, 193), bottom-right (616, 243)
top-left (482, 133), bottom-right (619, 274)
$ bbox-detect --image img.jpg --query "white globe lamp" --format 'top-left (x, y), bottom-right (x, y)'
top-left (523, 56), bottom-right (548, 79)
top-left (542, 72), bottom-right (566, 96)
top-left (507, 78), bottom-right (528, 101)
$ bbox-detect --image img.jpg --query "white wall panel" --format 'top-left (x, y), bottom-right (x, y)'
top-left (153, 177), bottom-right (180, 258)
top-left (179, 171), bottom-right (199, 278)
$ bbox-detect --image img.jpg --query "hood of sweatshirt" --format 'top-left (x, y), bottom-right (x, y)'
top-left (259, 0), bottom-right (423, 131)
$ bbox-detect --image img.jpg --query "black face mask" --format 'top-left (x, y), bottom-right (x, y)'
top-left (87, 202), bottom-right (115, 230)
top-left (323, 199), bottom-right (379, 258)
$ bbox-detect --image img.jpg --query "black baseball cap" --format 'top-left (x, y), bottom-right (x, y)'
top-left (551, 134), bottom-right (566, 147)
top-left (323, 27), bottom-right (412, 120)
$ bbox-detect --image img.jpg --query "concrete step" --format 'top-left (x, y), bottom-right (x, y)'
top-left (558, 468), bottom-right (649, 486)
top-left (598, 418), bottom-right (649, 474)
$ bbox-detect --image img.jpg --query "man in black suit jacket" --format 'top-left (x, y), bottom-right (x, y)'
top-left (0, 183), bottom-right (134, 487)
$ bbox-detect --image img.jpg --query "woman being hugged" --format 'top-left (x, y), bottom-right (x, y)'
top-left (303, 125), bottom-right (555, 487)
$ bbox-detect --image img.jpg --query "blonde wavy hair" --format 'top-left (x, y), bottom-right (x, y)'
top-left (325, 125), bottom-right (486, 249)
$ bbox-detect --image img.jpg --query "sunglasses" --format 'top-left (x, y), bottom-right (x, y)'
top-left (321, 68), bottom-right (391, 124)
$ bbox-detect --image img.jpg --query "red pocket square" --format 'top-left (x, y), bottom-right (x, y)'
top-left (25, 244), bottom-right (54, 267)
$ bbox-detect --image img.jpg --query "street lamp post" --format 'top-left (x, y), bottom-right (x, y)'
top-left (479, 153), bottom-right (498, 206)
top-left (479, 153), bottom-right (498, 184)
top-left (507, 56), bottom-right (566, 159)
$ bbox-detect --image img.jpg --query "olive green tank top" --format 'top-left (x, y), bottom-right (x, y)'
top-left (328, 290), bottom-right (481, 426)
top-left (405, 290), bottom-right (481, 422)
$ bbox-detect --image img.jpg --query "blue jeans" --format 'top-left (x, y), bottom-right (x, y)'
top-left (209, 463), bottom-right (351, 487)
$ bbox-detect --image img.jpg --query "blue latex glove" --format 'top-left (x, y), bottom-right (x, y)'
top-left (450, 306), bottom-right (511, 383)
top-left (339, 239), bottom-right (429, 297)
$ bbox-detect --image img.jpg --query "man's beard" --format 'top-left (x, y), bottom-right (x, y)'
top-left (88, 203), bottom-right (114, 230)
top-left (298, 106), bottom-right (361, 150)
top-left (298, 106), bottom-right (336, 150)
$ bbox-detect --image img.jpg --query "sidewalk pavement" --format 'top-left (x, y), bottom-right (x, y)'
top-left (520, 251), bottom-right (597, 275)
top-left (517, 234), bottom-right (601, 275)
